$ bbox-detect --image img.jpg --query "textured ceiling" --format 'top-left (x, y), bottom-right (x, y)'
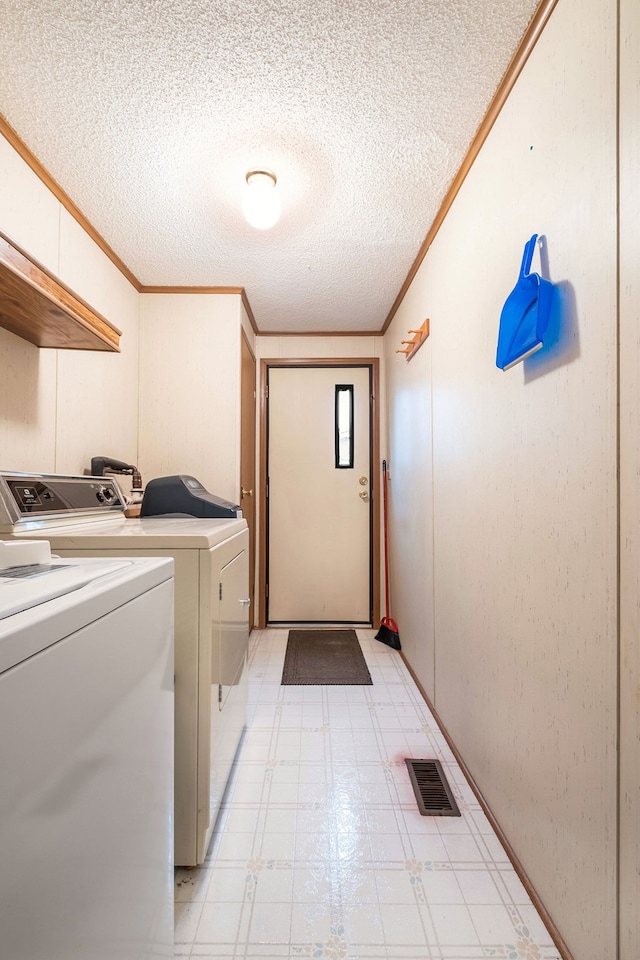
top-left (0, 0), bottom-right (540, 333)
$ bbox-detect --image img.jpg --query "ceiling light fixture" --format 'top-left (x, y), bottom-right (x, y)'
top-left (242, 169), bottom-right (281, 230)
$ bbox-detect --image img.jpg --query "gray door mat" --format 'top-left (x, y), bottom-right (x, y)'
top-left (281, 629), bottom-right (373, 685)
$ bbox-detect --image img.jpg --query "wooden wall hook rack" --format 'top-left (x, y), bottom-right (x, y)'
top-left (395, 318), bottom-right (430, 361)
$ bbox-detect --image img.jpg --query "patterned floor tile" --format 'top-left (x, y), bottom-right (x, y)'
top-left (176, 628), bottom-right (561, 960)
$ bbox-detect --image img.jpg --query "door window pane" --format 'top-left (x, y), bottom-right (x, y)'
top-left (335, 385), bottom-right (354, 468)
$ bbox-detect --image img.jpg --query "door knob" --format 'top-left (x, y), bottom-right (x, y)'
top-left (359, 491), bottom-right (369, 501)
top-left (241, 487), bottom-right (253, 497)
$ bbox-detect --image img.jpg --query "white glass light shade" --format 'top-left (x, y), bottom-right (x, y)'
top-left (242, 170), bottom-right (281, 230)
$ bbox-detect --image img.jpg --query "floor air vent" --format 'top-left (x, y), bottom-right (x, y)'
top-left (405, 759), bottom-right (461, 816)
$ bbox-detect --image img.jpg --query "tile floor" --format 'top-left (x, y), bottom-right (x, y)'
top-left (175, 628), bottom-right (561, 960)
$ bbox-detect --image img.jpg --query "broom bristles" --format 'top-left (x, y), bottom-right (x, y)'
top-left (375, 618), bottom-right (401, 650)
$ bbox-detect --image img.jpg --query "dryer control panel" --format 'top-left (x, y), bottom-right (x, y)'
top-left (0, 472), bottom-right (126, 529)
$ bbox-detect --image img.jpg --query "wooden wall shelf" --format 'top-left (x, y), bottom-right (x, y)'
top-left (396, 318), bottom-right (430, 361)
top-left (0, 230), bottom-right (121, 351)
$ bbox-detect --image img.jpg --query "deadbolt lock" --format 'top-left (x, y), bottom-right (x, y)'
top-left (359, 476), bottom-right (368, 485)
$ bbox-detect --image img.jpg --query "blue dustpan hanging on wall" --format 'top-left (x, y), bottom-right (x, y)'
top-left (496, 234), bottom-right (555, 370)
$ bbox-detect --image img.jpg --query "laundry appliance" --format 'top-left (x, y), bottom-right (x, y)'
top-left (0, 540), bottom-right (174, 960)
top-left (0, 470), bottom-right (250, 866)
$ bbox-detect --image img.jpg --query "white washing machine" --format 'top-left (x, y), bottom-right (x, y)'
top-left (0, 541), bottom-right (174, 960)
top-left (0, 470), bottom-right (249, 866)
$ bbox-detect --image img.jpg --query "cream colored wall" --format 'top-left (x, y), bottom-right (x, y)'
top-left (0, 134), bottom-right (139, 475)
top-left (383, 1), bottom-right (619, 958)
top-left (139, 293), bottom-right (243, 503)
top-left (55, 210), bottom-right (140, 474)
top-left (0, 128), bottom-right (252, 494)
top-left (255, 335), bottom-right (386, 466)
top-left (1, 135), bottom-right (62, 471)
top-left (256, 335), bottom-right (384, 361)
top-left (619, 0), bottom-right (640, 955)
top-left (385, 333), bottom-right (435, 697)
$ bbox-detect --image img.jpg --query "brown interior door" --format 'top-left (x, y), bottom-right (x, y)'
top-left (240, 330), bottom-right (256, 624)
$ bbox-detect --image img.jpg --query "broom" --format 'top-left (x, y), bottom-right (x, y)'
top-left (375, 459), bottom-right (401, 650)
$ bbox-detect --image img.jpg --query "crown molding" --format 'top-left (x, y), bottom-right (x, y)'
top-left (239, 288), bottom-right (258, 333)
top-left (381, 0), bottom-right (560, 333)
top-left (139, 285), bottom-right (258, 334)
top-left (0, 121), bottom-right (264, 331)
top-left (140, 285), bottom-right (243, 294)
top-left (1, 0), bottom-right (558, 341)
top-left (257, 329), bottom-right (382, 337)
top-left (0, 113), bottom-right (142, 291)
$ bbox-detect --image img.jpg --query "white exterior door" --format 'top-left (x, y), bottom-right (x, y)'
top-left (267, 365), bottom-right (372, 622)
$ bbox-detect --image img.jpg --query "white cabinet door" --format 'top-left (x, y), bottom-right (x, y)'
top-left (219, 548), bottom-right (249, 710)
top-left (205, 543), bottom-right (249, 843)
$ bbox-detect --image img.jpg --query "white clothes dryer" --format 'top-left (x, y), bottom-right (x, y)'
top-left (0, 471), bottom-right (250, 866)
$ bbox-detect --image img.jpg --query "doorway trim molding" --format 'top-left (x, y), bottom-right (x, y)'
top-left (258, 357), bottom-right (380, 629)
top-left (240, 327), bottom-right (257, 625)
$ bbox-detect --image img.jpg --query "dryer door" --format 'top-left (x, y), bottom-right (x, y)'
top-left (219, 548), bottom-right (249, 711)
top-left (206, 544), bottom-right (249, 847)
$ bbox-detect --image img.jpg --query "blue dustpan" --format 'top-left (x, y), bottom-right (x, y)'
top-left (496, 234), bottom-right (554, 370)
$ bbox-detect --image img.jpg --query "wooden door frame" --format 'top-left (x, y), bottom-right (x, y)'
top-left (240, 328), bottom-right (257, 626)
top-left (258, 357), bottom-right (380, 629)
